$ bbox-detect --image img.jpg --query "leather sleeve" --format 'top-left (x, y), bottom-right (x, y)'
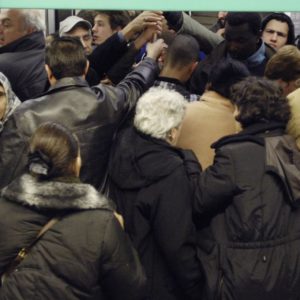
top-left (92, 57), bottom-right (159, 121)
top-left (88, 33), bottom-right (129, 79)
top-left (179, 12), bottom-right (223, 55)
top-left (106, 44), bottom-right (140, 85)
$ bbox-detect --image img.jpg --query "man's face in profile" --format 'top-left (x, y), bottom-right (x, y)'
top-left (0, 10), bottom-right (29, 46)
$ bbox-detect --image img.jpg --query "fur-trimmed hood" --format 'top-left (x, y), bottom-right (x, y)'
top-left (1, 174), bottom-right (111, 211)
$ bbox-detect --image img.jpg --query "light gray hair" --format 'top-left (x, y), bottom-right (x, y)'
top-left (134, 87), bottom-right (186, 140)
top-left (20, 9), bottom-right (45, 32)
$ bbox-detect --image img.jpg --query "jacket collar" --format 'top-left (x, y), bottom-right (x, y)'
top-left (1, 174), bottom-right (111, 211)
top-left (44, 77), bottom-right (89, 95)
top-left (212, 122), bottom-right (286, 148)
top-left (200, 91), bottom-right (234, 111)
top-left (233, 39), bottom-right (266, 68)
top-left (156, 76), bottom-right (185, 87)
top-left (109, 127), bottom-right (186, 189)
top-left (0, 31), bottom-right (45, 54)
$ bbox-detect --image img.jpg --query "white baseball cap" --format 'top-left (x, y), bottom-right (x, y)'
top-left (59, 16), bottom-right (92, 36)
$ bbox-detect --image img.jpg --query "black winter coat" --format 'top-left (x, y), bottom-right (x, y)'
top-left (193, 122), bottom-right (300, 300)
top-left (0, 174), bottom-right (146, 300)
top-left (0, 31), bottom-right (49, 101)
top-left (108, 127), bottom-right (203, 300)
top-left (0, 58), bottom-right (158, 189)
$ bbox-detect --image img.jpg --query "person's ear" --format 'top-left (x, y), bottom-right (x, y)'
top-left (45, 64), bottom-right (56, 86)
top-left (26, 27), bottom-right (35, 35)
top-left (190, 61), bottom-right (198, 73)
top-left (74, 154), bottom-right (82, 177)
top-left (45, 64), bottom-right (52, 79)
top-left (257, 34), bottom-right (261, 44)
top-left (205, 82), bottom-right (212, 91)
top-left (295, 78), bottom-right (300, 88)
top-left (166, 127), bottom-right (179, 145)
top-left (276, 78), bottom-right (290, 95)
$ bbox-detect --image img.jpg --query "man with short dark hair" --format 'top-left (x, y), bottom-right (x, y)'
top-left (153, 34), bottom-right (199, 101)
top-left (59, 15), bottom-right (100, 86)
top-left (189, 12), bottom-right (275, 94)
top-left (92, 11), bottom-right (130, 45)
top-left (0, 36), bottom-right (163, 189)
top-left (164, 12), bottom-right (275, 95)
top-left (0, 9), bottom-right (48, 101)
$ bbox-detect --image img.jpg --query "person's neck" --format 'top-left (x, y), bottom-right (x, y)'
top-left (159, 66), bottom-right (188, 84)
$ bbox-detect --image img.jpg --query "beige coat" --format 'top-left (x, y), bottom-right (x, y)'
top-left (177, 91), bottom-right (239, 169)
top-left (287, 87), bottom-right (300, 149)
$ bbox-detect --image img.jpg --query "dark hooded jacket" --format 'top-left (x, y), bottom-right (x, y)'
top-left (0, 58), bottom-right (158, 190)
top-left (0, 174), bottom-right (146, 300)
top-left (108, 127), bottom-right (203, 300)
top-left (193, 122), bottom-right (300, 300)
top-left (0, 31), bottom-right (49, 101)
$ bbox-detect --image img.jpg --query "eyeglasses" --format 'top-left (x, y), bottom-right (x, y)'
top-left (264, 29), bottom-right (288, 39)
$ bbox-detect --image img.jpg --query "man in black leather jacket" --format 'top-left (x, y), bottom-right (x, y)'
top-left (0, 36), bottom-right (162, 189)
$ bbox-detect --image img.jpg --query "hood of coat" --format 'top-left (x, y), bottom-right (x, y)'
top-left (1, 174), bottom-right (110, 211)
top-left (109, 127), bottom-right (184, 189)
top-left (0, 72), bottom-right (21, 132)
top-left (265, 134), bottom-right (300, 208)
top-left (212, 121), bottom-right (286, 149)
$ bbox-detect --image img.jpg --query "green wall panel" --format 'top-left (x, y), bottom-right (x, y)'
top-left (0, 0), bottom-right (299, 11)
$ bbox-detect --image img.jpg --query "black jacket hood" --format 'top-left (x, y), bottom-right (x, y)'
top-left (212, 121), bottom-right (286, 148)
top-left (109, 127), bottom-right (184, 189)
top-left (212, 121), bottom-right (300, 208)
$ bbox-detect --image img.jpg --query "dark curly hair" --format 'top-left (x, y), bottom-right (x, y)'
top-left (230, 77), bottom-right (291, 128)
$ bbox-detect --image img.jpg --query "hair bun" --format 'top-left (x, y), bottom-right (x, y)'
top-left (28, 150), bottom-right (52, 176)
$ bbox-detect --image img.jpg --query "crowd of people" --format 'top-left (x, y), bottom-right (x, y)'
top-left (1, 8), bottom-right (300, 300)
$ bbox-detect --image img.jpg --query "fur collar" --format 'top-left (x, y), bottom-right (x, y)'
top-left (1, 174), bottom-right (110, 211)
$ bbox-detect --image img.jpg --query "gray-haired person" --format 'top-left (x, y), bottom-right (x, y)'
top-left (109, 87), bottom-right (204, 300)
top-left (0, 9), bottom-right (49, 101)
